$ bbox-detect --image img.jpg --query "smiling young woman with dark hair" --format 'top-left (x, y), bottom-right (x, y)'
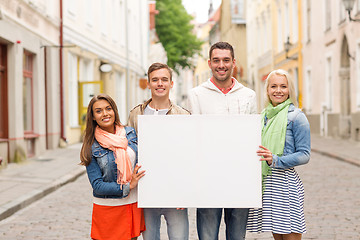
top-left (80, 94), bottom-right (146, 240)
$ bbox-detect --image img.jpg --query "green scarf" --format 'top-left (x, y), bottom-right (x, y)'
top-left (261, 99), bottom-right (292, 192)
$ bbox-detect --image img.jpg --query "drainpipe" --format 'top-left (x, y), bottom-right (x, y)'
top-left (59, 0), bottom-right (66, 142)
top-left (139, 0), bottom-right (144, 74)
top-left (125, 0), bottom-right (130, 114)
top-left (297, 0), bottom-right (303, 109)
top-left (44, 46), bottom-right (48, 149)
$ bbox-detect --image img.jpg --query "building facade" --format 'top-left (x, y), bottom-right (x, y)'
top-left (247, 0), bottom-right (273, 110)
top-left (247, 0), bottom-right (302, 110)
top-left (0, 0), bottom-right (151, 167)
top-left (193, 7), bottom-right (219, 87)
top-left (220, 0), bottom-right (249, 86)
top-left (302, 0), bottom-right (360, 140)
top-left (0, 0), bottom-right (61, 166)
top-left (62, 0), bottom-right (149, 144)
top-left (247, 0), bottom-right (360, 141)
top-left (273, 0), bottom-right (303, 109)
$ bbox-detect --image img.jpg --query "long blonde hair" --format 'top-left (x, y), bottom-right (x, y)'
top-left (80, 94), bottom-right (122, 166)
top-left (264, 69), bottom-right (298, 107)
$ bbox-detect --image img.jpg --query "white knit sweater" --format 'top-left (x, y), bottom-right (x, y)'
top-left (187, 78), bottom-right (258, 115)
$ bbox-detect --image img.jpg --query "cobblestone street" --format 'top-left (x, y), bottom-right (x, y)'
top-left (0, 151), bottom-right (359, 239)
top-left (246, 151), bottom-right (360, 240)
top-left (1, 0), bottom-right (360, 239)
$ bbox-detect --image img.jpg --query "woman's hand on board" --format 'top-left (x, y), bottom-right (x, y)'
top-left (130, 164), bottom-right (145, 190)
top-left (257, 145), bottom-right (273, 166)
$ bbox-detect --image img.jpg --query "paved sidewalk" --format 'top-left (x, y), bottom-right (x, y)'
top-left (0, 143), bottom-right (85, 221)
top-left (0, 134), bottom-right (359, 222)
top-left (311, 134), bottom-right (360, 167)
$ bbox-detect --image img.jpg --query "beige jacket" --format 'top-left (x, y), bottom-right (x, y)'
top-left (127, 98), bottom-right (190, 133)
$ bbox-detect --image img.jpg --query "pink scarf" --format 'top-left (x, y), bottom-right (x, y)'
top-left (94, 125), bottom-right (133, 186)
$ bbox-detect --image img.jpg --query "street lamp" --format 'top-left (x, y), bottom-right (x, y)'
top-left (284, 36), bottom-right (298, 60)
top-left (342, 0), bottom-right (360, 22)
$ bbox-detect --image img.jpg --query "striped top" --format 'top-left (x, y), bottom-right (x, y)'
top-left (247, 167), bottom-right (306, 234)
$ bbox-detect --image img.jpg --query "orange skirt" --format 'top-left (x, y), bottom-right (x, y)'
top-left (91, 202), bottom-right (145, 240)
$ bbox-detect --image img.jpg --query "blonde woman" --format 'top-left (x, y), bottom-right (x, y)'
top-left (247, 69), bottom-right (311, 240)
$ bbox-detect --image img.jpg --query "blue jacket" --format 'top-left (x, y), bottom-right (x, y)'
top-left (271, 104), bottom-right (311, 169)
top-left (86, 126), bottom-right (138, 199)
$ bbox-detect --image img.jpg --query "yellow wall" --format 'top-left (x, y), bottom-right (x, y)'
top-left (220, 0), bottom-right (248, 84)
top-left (273, 0), bottom-right (303, 108)
top-left (194, 23), bottom-right (213, 86)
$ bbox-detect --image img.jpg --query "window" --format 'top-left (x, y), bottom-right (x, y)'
top-left (79, 58), bottom-right (95, 121)
top-left (265, 5), bottom-right (271, 52)
top-left (129, 10), bottom-right (136, 54)
top-left (112, 0), bottom-right (121, 43)
top-left (67, 0), bottom-right (77, 16)
top-left (305, 68), bottom-right (312, 112)
top-left (120, 0), bottom-right (126, 47)
top-left (86, 0), bottom-right (94, 27)
top-left (0, 44), bottom-right (8, 139)
top-left (256, 19), bottom-right (260, 54)
top-left (115, 72), bottom-right (127, 122)
top-left (339, 1), bottom-right (346, 23)
top-left (306, 0), bottom-right (311, 42)
top-left (294, 67), bottom-right (299, 100)
top-left (80, 58), bottom-right (93, 81)
top-left (292, 0), bottom-right (298, 42)
top-left (23, 51), bottom-right (34, 133)
top-left (45, 0), bottom-right (56, 20)
top-left (261, 13), bottom-right (266, 54)
top-left (277, 8), bottom-right (283, 52)
top-left (265, 15), bottom-right (269, 52)
top-left (325, 0), bottom-right (331, 31)
top-left (101, 0), bottom-right (108, 36)
top-left (289, 69), bottom-right (299, 105)
top-left (357, 42), bottom-right (360, 108)
top-left (285, 1), bottom-right (290, 39)
top-left (325, 56), bottom-right (332, 110)
top-left (68, 53), bottom-right (79, 127)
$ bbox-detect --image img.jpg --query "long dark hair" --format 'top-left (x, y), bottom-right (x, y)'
top-left (80, 94), bottom-right (122, 166)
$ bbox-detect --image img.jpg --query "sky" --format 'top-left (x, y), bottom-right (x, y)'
top-left (182, 0), bottom-right (222, 24)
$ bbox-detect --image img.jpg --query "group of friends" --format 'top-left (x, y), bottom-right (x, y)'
top-left (79, 41), bottom-right (311, 240)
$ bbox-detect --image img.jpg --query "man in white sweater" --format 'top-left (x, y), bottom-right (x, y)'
top-left (187, 42), bottom-right (257, 240)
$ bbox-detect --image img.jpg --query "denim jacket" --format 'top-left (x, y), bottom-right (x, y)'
top-left (86, 126), bottom-right (138, 199)
top-left (270, 104), bottom-right (311, 169)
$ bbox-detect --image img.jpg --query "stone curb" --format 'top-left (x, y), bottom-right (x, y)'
top-left (311, 148), bottom-right (360, 167)
top-left (0, 167), bottom-right (86, 221)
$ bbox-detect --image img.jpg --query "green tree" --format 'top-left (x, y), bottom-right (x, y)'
top-left (155, 0), bottom-right (203, 72)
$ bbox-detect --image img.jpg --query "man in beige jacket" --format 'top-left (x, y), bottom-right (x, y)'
top-left (127, 62), bottom-right (189, 133)
top-left (127, 62), bottom-right (190, 240)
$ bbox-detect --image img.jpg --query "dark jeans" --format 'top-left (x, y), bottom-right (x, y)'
top-left (196, 208), bottom-right (249, 240)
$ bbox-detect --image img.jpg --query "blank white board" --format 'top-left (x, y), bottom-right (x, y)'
top-left (137, 114), bottom-right (262, 208)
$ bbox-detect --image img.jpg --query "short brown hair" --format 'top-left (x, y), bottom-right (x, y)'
top-left (147, 62), bottom-right (173, 82)
top-left (209, 42), bottom-right (235, 60)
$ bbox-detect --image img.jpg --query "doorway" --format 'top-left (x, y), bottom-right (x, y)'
top-left (339, 35), bottom-right (351, 138)
top-left (0, 44), bottom-right (8, 163)
top-left (78, 81), bottom-right (103, 133)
